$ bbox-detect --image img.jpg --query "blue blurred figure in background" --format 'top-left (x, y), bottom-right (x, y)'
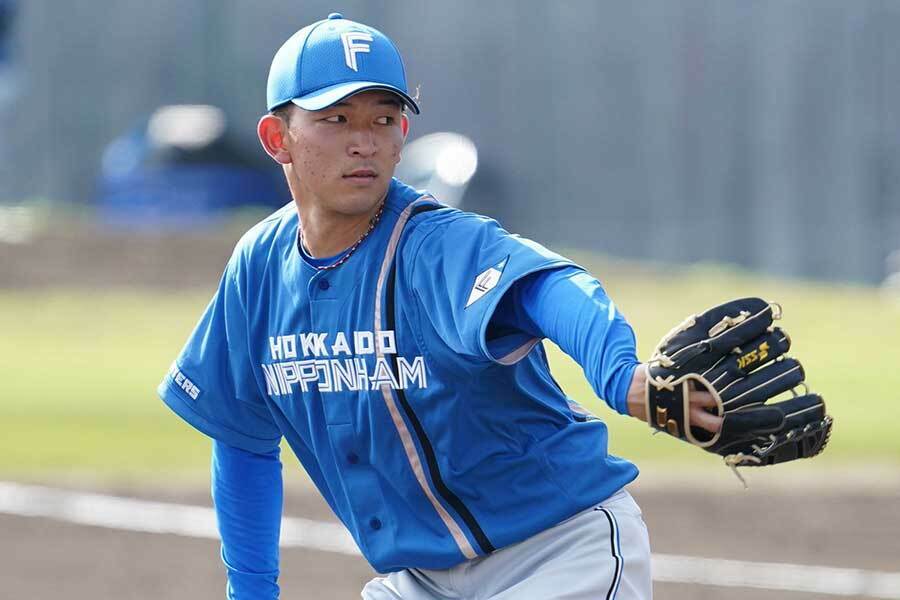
top-left (0, 0), bottom-right (15, 103)
top-left (98, 104), bottom-right (289, 229)
top-left (0, 0), bottom-right (18, 201)
top-left (0, 0), bottom-right (14, 64)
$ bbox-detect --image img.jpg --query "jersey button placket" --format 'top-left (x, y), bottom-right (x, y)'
top-left (369, 517), bottom-right (382, 531)
top-left (318, 278), bottom-right (330, 290)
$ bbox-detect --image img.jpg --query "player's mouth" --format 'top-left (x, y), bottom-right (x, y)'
top-left (343, 168), bottom-right (379, 185)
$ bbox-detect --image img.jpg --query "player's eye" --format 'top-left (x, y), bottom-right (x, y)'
top-left (323, 115), bottom-right (346, 124)
top-left (375, 116), bottom-right (395, 126)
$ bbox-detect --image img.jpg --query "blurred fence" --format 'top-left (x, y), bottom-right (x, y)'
top-left (1, 0), bottom-right (899, 283)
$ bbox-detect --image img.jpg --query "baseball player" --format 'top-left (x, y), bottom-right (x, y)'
top-left (159, 13), bottom-right (728, 599)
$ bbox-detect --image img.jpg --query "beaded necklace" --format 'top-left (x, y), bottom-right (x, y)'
top-left (299, 200), bottom-right (386, 271)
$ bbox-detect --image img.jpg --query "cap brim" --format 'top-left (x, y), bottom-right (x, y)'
top-left (290, 81), bottom-right (420, 114)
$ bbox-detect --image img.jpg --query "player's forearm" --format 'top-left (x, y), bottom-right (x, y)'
top-left (211, 440), bottom-right (283, 600)
top-left (625, 363), bottom-right (649, 421)
top-left (504, 267), bottom-right (640, 414)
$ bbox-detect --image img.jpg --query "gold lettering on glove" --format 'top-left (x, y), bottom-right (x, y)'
top-left (656, 407), bottom-right (668, 429)
top-left (666, 419), bottom-right (681, 437)
top-left (737, 341), bottom-right (771, 370)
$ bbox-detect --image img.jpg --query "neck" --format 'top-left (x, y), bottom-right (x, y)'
top-left (295, 199), bottom-right (384, 258)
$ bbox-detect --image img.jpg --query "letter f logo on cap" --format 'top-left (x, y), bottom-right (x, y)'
top-left (341, 32), bottom-right (374, 71)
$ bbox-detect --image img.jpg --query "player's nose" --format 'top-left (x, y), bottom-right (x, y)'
top-left (348, 127), bottom-right (377, 157)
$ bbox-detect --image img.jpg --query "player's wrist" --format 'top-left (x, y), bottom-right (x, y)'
top-left (625, 363), bottom-right (648, 422)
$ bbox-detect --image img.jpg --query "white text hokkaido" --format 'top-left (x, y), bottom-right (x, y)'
top-left (260, 330), bottom-right (427, 395)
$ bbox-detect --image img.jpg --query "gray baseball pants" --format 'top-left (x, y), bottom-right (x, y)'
top-left (361, 488), bottom-right (652, 600)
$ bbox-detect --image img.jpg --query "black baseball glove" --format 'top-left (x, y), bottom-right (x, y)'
top-left (645, 298), bottom-right (833, 472)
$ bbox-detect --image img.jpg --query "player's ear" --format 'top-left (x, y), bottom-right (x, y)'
top-left (400, 112), bottom-right (409, 140)
top-left (257, 113), bottom-right (293, 165)
top-left (394, 113), bottom-right (409, 166)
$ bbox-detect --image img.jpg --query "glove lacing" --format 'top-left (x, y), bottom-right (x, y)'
top-left (723, 451), bottom-right (764, 489)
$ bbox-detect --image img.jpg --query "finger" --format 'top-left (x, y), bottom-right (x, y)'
top-left (689, 389), bottom-right (718, 410)
top-left (690, 404), bottom-right (723, 433)
top-left (703, 328), bottom-right (791, 389)
top-left (720, 358), bottom-right (804, 410)
top-left (705, 298), bottom-right (776, 353)
top-left (659, 298), bottom-right (773, 361)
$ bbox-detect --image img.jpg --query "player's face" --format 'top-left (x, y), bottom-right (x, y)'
top-left (283, 90), bottom-right (407, 217)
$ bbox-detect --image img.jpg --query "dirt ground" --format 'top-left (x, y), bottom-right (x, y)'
top-left (2, 476), bottom-right (898, 600)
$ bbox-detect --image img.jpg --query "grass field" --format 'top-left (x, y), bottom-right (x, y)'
top-left (2, 257), bottom-right (897, 481)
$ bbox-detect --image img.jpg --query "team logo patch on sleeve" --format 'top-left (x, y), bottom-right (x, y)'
top-left (465, 256), bottom-right (508, 308)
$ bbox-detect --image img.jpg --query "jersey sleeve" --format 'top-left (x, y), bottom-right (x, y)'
top-left (157, 251), bottom-right (282, 454)
top-left (405, 213), bottom-right (575, 364)
top-left (492, 267), bottom-right (640, 414)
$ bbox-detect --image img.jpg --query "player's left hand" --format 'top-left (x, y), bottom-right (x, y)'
top-left (642, 297), bottom-right (833, 470)
top-left (627, 364), bottom-right (722, 433)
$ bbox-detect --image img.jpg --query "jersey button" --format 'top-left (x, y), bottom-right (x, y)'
top-left (347, 452), bottom-right (359, 464)
top-left (318, 279), bottom-right (330, 290)
top-left (369, 518), bottom-right (382, 531)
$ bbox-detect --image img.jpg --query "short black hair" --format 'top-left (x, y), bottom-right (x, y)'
top-left (270, 104), bottom-right (294, 126)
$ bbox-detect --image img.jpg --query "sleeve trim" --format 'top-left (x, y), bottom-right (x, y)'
top-left (477, 260), bottom-right (573, 364)
top-left (158, 380), bottom-right (281, 455)
top-left (493, 337), bottom-right (542, 365)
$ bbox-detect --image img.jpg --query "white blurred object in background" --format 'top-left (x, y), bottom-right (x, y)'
top-left (0, 205), bottom-right (37, 244)
top-left (147, 105), bottom-right (227, 150)
top-left (881, 248), bottom-right (900, 302)
top-left (395, 132), bottom-right (478, 208)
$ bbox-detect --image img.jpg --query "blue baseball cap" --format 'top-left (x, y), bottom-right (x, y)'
top-left (266, 13), bottom-right (420, 114)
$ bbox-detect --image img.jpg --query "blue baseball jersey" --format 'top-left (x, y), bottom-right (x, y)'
top-left (159, 178), bottom-right (638, 572)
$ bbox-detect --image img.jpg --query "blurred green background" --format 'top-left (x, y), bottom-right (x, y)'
top-left (3, 250), bottom-right (895, 483)
top-left (3, 0), bottom-right (899, 486)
